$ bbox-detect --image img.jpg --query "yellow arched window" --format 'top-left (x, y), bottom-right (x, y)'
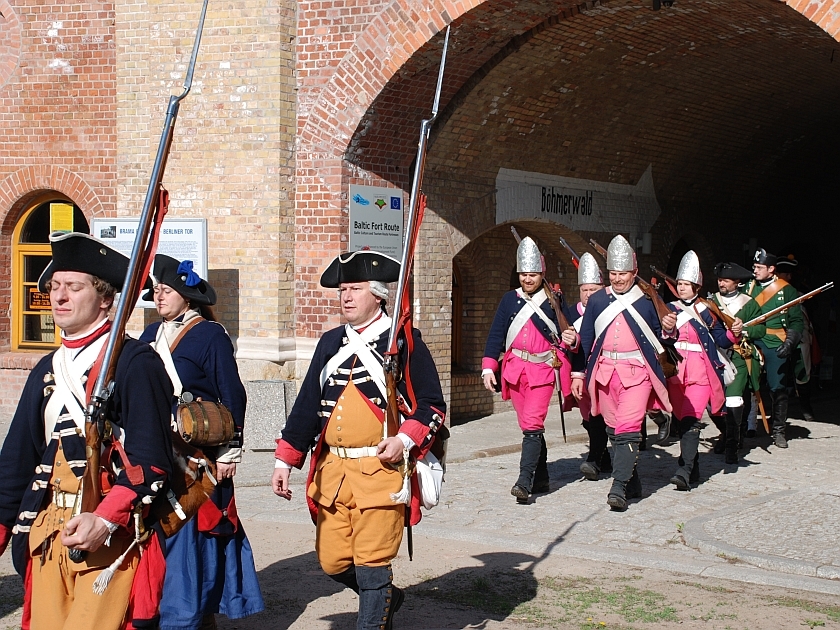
top-left (11, 198), bottom-right (89, 351)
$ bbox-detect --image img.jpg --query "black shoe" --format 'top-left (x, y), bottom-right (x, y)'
top-left (746, 429), bottom-right (756, 438)
top-left (670, 471), bottom-right (690, 491)
top-left (511, 484), bottom-right (529, 504)
top-left (655, 414), bottom-right (672, 445)
top-left (532, 481), bottom-right (551, 493)
top-left (607, 493), bottom-right (628, 511)
top-left (713, 437), bottom-right (725, 454)
top-left (773, 432), bottom-right (788, 449)
top-left (580, 461), bottom-right (600, 481)
top-left (385, 586), bottom-right (404, 630)
top-left (724, 448), bottom-right (738, 465)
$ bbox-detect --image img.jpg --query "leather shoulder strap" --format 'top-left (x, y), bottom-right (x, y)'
top-left (755, 278), bottom-right (788, 308)
top-left (170, 317), bottom-right (205, 353)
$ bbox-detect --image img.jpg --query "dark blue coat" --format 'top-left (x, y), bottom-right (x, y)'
top-left (666, 300), bottom-right (734, 373)
top-left (0, 339), bottom-right (173, 575)
top-left (483, 289), bottom-right (567, 361)
top-left (579, 285), bottom-right (668, 389)
top-left (280, 324), bottom-right (446, 462)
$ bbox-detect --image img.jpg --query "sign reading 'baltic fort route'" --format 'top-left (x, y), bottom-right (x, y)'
top-left (495, 166), bottom-right (662, 239)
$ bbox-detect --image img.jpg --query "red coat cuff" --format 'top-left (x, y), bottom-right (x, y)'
top-left (399, 419), bottom-right (429, 448)
top-left (94, 485), bottom-right (137, 528)
top-left (481, 357), bottom-right (499, 372)
top-left (275, 439), bottom-right (306, 469)
top-left (0, 523), bottom-right (12, 556)
top-left (726, 329), bottom-right (738, 344)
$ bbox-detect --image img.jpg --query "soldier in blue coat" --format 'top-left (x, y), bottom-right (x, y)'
top-left (140, 254), bottom-right (264, 630)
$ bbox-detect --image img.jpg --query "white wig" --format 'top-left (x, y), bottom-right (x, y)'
top-left (369, 280), bottom-right (389, 301)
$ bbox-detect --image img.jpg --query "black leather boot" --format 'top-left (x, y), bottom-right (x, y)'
top-left (710, 414), bottom-right (727, 454)
top-left (798, 381), bottom-right (815, 421)
top-left (356, 565), bottom-right (404, 630)
top-left (650, 410), bottom-right (672, 445)
top-left (625, 465), bottom-right (642, 499)
top-left (671, 417), bottom-right (701, 490)
top-left (580, 415), bottom-right (609, 480)
top-left (772, 390), bottom-right (789, 448)
top-left (724, 405), bottom-right (743, 464)
top-left (329, 565), bottom-right (359, 593)
top-left (607, 430), bottom-right (641, 511)
top-left (513, 431), bottom-right (544, 502)
top-left (532, 433), bottom-right (550, 493)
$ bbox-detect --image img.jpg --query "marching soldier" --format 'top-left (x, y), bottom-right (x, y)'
top-left (568, 253), bottom-right (612, 480)
top-left (775, 255), bottom-right (817, 421)
top-left (482, 237), bottom-right (576, 503)
top-left (664, 251), bottom-right (734, 489)
top-left (0, 232), bottom-right (174, 628)
top-left (571, 236), bottom-right (674, 511)
top-left (710, 262), bottom-right (766, 463)
top-left (271, 250), bottom-right (446, 630)
top-left (747, 249), bottom-right (804, 448)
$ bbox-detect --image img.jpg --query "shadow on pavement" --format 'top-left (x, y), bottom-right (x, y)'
top-left (0, 572), bottom-right (24, 624)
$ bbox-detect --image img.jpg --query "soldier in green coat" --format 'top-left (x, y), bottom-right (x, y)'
top-left (711, 262), bottom-right (766, 463)
top-left (746, 249), bottom-right (804, 448)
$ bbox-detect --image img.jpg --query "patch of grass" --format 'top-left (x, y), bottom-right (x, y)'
top-left (676, 522), bottom-right (685, 533)
top-left (803, 620), bottom-right (826, 628)
top-left (674, 579), bottom-right (735, 594)
top-left (777, 598), bottom-right (840, 622)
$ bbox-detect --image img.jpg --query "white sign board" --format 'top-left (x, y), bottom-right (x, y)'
top-left (92, 218), bottom-right (208, 308)
top-left (495, 165), bottom-right (662, 241)
top-left (348, 185), bottom-right (404, 261)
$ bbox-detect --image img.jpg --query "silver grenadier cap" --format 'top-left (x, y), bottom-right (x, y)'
top-left (606, 235), bottom-right (636, 272)
top-left (578, 252), bottom-right (604, 285)
top-left (676, 250), bottom-right (702, 285)
top-left (516, 236), bottom-right (543, 273)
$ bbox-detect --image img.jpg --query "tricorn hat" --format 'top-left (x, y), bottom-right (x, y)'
top-left (143, 254), bottom-right (217, 306)
top-left (676, 250), bottom-right (703, 285)
top-left (753, 248), bottom-right (778, 267)
top-left (775, 254), bottom-right (798, 272)
top-left (606, 235), bottom-right (636, 272)
top-left (320, 250), bottom-right (401, 288)
top-left (714, 262), bottom-right (753, 281)
top-left (578, 252), bottom-right (604, 286)
top-left (37, 231), bottom-right (149, 293)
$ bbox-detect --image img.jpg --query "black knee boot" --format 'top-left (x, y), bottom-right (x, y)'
top-left (710, 414), bottom-right (727, 454)
top-left (533, 433), bottom-right (550, 492)
top-left (724, 406), bottom-right (743, 464)
top-left (356, 565), bottom-right (404, 630)
top-left (329, 565), bottom-right (359, 593)
top-left (581, 415), bottom-right (609, 480)
top-left (513, 431), bottom-right (543, 502)
top-left (607, 430), bottom-right (641, 511)
top-left (671, 418), bottom-right (701, 491)
top-left (639, 419), bottom-right (648, 451)
top-left (772, 390), bottom-right (789, 448)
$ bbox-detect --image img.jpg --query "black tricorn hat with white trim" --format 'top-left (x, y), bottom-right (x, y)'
top-left (775, 254), bottom-right (799, 271)
top-left (714, 262), bottom-right (753, 281)
top-left (142, 254), bottom-right (217, 306)
top-left (319, 250), bottom-right (401, 288)
top-left (37, 231), bottom-right (149, 293)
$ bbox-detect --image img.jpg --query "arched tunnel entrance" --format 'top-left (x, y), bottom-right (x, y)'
top-left (299, 0), bottom-right (840, 419)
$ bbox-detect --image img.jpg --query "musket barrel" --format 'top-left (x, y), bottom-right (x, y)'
top-left (743, 281), bottom-right (834, 327)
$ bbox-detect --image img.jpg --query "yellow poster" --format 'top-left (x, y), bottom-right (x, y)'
top-left (50, 203), bottom-right (74, 233)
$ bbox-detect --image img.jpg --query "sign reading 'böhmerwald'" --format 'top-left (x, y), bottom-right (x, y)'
top-left (495, 165), bottom-right (662, 237)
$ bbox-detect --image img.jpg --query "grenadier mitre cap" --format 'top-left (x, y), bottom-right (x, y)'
top-left (516, 236), bottom-right (543, 273)
top-left (37, 231), bottom-right (150, 293)
top-left (775, 254), bottom-right (798, 272)
top-left (578, 252), bottom-right (603, 285)
top-left (606, 235), bottom-right (636, 272)
top-left (320, 250), bottom-right (401, 288)
top-left (676, 250), bottom-right (702, 285)
top-left (714, 262), bottom-right (753, 281)
top-left (753, 248), bottom-right (777, 267)
top-left (142, 254), bottom-right (217, 306)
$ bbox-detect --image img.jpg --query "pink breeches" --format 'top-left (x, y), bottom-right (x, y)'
top-left (667, 380), bottom-right (713, 420)
top-left (508, 374), bottom-right (555, 432)
top-left (595, 370), bottom-right (652, 435)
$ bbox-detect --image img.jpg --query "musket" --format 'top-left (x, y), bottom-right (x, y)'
top-left (383, 24), bottom-right (451, 562)
top-left (743, 282), bottom-right (834, 327)
top-left (557, 236), bottom-right (580, 268)
top-left (649, 265), bottom-right (736, 330)
top-left (590, 239), bottom-right (681, 377)
top-left (511, 227), bottom-right (569, 442)
top-left (73, 0), bottom-right (210, 559)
